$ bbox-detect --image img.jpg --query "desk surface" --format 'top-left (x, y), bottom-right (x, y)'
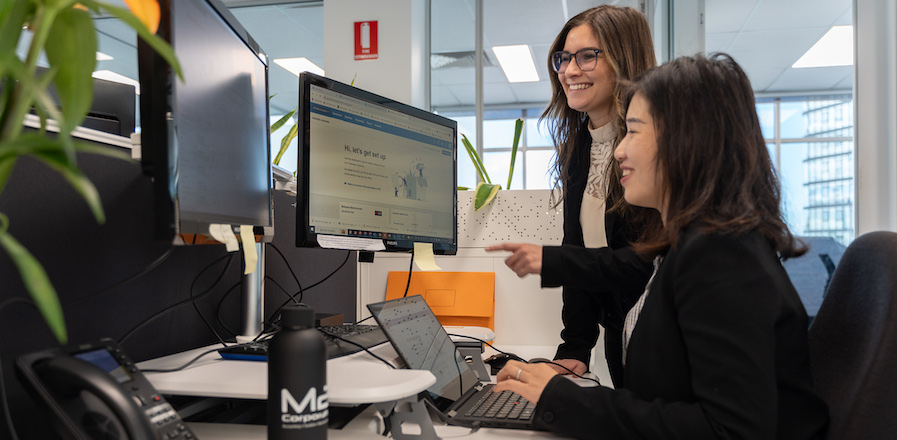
top-left (137, 342), bottom-right (435, 404)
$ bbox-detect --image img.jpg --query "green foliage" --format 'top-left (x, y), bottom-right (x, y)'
top-left (460, 118), bottom-right (523, 211)
top-left (0, 0), bottom-right (181, 344)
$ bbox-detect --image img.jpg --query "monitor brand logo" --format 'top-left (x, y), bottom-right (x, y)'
top-left (280, 386), bottom-right (328, 426)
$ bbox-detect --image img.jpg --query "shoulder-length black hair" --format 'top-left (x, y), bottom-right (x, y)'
top-left (624, 53), bottom-right (805, 259)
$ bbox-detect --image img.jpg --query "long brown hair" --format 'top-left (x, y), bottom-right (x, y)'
top-left (542, 5), bottom-right (656, 222)
top-left (625, 53), bottom-right (806, 259)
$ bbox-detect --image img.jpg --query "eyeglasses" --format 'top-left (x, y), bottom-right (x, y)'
top-left (550, 48), bottom-right (604, 74)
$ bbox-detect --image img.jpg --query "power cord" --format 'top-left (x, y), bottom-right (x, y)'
top-left (64, 248), bottom-right (173, 309)
top-left (189, 253), bottom-right (237, 347)
top-left (316, 329), bottom-right (398, 369)
top-left (119, 253), bottom-right (237, 346)
top-left (446, 334), bottom-right (601, 386)
top-left (0, 354), bottom-right (20, 440)
top-left (402, 247), bottom-right (415, 297)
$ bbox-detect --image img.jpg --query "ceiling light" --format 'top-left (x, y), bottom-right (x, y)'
top-left (492, 45), bottom-right (539, 83)
top-left (96, 51), bottom-right (113, 61)
top-left (274, 57), bottom-right (324, 77)
top-left (92, 70), bottom-right (140, 94)
top-left (792, 25), bottom-right (853, 68)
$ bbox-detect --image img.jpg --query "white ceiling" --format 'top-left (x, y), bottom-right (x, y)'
top-left (90, 0), bottom-right (853, 116)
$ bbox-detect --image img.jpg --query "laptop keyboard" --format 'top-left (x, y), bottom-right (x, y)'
top-left (466, 387), bottom-right (535, 421)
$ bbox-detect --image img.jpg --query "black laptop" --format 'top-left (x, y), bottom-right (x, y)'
top-left (367, 295), bottom-right (540, 430)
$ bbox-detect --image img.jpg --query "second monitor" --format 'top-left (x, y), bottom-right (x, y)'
top-left (296, 72), bottom-right (457, 255)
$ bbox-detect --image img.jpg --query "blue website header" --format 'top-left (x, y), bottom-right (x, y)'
top-left (310, 103), bottom-right (454, 151)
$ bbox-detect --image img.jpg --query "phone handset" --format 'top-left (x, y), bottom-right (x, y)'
top-left (36, 355), bottom-right (157, 440)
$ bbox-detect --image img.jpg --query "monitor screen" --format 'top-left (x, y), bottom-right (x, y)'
top-left (138, 0), bottom-right (272, 242)
top-left (296, 73), bottom-right (457, 255)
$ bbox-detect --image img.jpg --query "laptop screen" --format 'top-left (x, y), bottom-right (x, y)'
top-left (367, 295), bottom-right (480, 410)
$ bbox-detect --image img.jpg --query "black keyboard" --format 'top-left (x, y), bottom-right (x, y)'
top-left (217, 324), bottom-right (389, 361)
top-left (466, 388), bottom-right (535, 421)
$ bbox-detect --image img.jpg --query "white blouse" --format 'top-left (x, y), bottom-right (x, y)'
top-left (580, 121), bottom-right (617, 248)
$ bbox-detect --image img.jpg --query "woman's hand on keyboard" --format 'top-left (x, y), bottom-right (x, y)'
top-left (493, 360), bottom-right (558, 404)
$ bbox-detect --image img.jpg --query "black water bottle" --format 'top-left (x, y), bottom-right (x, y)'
top-left (268, 304), bottom-right (328, 439)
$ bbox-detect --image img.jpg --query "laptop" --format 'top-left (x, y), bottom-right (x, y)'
top-left (367, 295), bottom-right (540, 430)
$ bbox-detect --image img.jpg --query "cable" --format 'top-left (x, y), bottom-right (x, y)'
top-left (189, 253), bottom-right (237, 347)
top-left (302, 250), bottom-right (351, 291)
top-left (402, 248), bottom-right (415, 297)
top-left (267, 243), bottom-right (304, 291)
top-left (119, 253), bottom-right (237, 346)
top-left (64, 249), bottom-right (173, 309)
top-left (264, 249), bottom-right (352, 330)
top-left (317, 329), bottom-right (397, 369)
top-left (446, 334), bottom-right (601, 386)
top-left (214, 282), bottom-right (242, 339)
top-left (0, 355), bottom-right (20, 440)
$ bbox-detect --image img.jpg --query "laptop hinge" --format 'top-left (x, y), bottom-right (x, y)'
top-left (447, 409), bottom-right (457, 417)
top-left (475, 383), bottom-right (485, 391)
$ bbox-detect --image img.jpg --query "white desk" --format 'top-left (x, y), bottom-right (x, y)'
top-left (139, 340), bottom-right (574, 439)
top-left (137, 342), bottom-right (433, 404)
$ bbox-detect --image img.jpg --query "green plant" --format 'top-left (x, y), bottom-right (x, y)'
top-left (0, 0), bottom-right (181, 343)
top-left (460, 117), bottom-right (523, 211)
top-left (271, 74), bottom-right (355, 167)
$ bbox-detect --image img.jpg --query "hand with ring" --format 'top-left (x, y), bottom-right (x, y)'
top-left (493, 360), bottom-right (559, 404)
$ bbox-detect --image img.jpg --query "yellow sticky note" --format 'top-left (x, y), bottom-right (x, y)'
top-left (413, 242), bottom-right (442, 271)
top-left (240, 225), bottom-right (258, 275)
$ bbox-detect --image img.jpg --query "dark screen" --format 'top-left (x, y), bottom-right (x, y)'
top-left (139, 0), bottom-right (272, 239)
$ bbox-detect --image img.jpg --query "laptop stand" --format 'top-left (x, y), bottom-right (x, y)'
top-left (375, 393), bottom-right (440, 440)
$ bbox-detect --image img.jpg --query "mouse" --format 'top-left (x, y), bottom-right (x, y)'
top-left (528, 357), bottom-right (551, 364)
top-left (484, 352), bottom-right (524, 374)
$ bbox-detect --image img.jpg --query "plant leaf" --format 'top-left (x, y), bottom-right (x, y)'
top-left (0, 216), bottom-right (67, 344)
top-left (0, 0), bottom-right (29, 56)
top-left (461, 134), bottom-right (490, 184)
top-left (457, 186), bottom-right (470, 191)
top-left (122, 0), bottom-right (160, 34)
top-left (88, 0), bottom-right (184, 81)
top-left (474, 182), bottom-right (501, 211)
top-left (0, 157), bottom-right (16, 194)
top-left (270, 109), bottom-right (295, 134)
top-left (507, 118), bottom-right (523, 189)
top-left (273, 122), bottom-right (298, 165)
top-left (45, 6), bottom-right (97, 133)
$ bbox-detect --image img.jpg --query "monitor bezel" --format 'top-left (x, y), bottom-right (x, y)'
top-left (296, 72), bottom-right (458, 255)
top-left (138, 0), bottom-right (273, 243)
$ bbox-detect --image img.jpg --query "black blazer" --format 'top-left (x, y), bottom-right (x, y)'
top-left (541, 129), bottom-right (652, 384)
top-left (533, 229), bottom-right (829, 440)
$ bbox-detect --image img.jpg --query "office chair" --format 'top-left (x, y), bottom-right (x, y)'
top-left (807, 230), bottom-right (897, 440)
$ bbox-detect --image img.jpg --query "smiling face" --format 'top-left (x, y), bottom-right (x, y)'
top-left (615, 92), bottom-right (665, 220)
top-left (560, 24), bottom-right (617, 127)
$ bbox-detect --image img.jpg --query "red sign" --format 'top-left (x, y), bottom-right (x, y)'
top-left (354, 21), bottom-right (378, 60)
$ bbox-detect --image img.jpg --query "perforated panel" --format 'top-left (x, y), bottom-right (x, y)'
top-left (457, 189), bottom-right (563, 247)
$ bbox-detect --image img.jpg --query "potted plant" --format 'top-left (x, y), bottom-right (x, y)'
top-left (0, 0), bottom-right (181, 344)
top-left (459, 117), bottom-right (523, 210)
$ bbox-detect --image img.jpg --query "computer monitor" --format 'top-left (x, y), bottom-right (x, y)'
top-left (137, 0), bottom-right (273, 243)
top-left (296, 72), bottom-right (457, 255)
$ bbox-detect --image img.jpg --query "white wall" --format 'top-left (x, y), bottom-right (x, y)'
top-left (323, 0), bottom-right (427, 108)
top-left (357, 190), bottom-right (565, 347)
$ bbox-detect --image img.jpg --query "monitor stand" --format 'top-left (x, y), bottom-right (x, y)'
top-left (237, 242), bottom-right (265, 343)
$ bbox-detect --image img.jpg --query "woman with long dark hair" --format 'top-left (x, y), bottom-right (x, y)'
top-left (493, 53), bottom-right (829, 440)
top-left (488, 5), bottom-right (661, 384)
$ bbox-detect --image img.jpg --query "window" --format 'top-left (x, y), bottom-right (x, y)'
top-left (762, 96), bottom-right (854, 247)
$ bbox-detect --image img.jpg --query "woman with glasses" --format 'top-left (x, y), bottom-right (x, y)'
top-left (493, 53), bottom-right (830, 440)
top-left (488, 5), bottom-right (660, 384)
